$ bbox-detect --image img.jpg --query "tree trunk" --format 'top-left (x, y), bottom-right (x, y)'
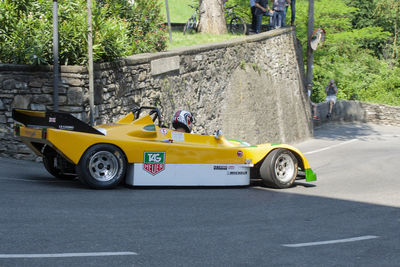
top-left (392, 4), bottom-right (398, 61)
top-left (198, 0), bottom-right (227, 34)
top-left (393, 20), bottom-right (397, 61)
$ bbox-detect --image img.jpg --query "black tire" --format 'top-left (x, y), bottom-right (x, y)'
top-left (76, 144), bottom-right (127, 189)
top-left (260, 149), bottom-right (298, 189)
top-left (42, 146), bottom-right (76, 180)
top-left (229, 16), bottom-right (247, 35)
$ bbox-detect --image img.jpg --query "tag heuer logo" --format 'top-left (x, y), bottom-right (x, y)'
top-left (143, 152), bottom-right (165, 175)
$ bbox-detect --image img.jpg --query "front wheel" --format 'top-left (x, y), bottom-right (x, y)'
top-left (260, 149), bottom-right (298, 189)
top-left (76, 144), bottom-right (127, 189)
top-left (229, 16), bottom-right (247, 35)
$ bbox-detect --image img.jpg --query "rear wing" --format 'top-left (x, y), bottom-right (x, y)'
top-left (12, 109), bottom-right (104, 135)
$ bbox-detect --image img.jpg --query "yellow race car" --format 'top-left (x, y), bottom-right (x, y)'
top-left (12, 107), bottom-right (316, 189)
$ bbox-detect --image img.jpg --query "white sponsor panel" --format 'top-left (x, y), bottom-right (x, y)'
top-left (126, 164), bottom-right (250, 186)
top-left (171, 131), bottom-right (185, 142)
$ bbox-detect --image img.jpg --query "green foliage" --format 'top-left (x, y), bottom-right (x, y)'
top-left (0, 0), bottom-right (167, 65)
top-left (58, 0), bottom-right (91, 65)
top-left (374, 0), bottom-right (400, 62)
top-left (128, 0), bottom-right (168, 53)
top-left (295, 0), bottom-right (399, 106)
top-left (0, 0), bottom-right (53, 65)
top-left (98, 0), bottom-right (167, 54)
top-left (346, 0), bottom-right (399, 59)
top-left (347, 0), bottom-right (378, 28)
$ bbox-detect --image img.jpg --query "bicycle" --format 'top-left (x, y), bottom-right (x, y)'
top-left (183, 5), bottom-right (199, 34)
top-left (225, 4), bottom-right (247, 35)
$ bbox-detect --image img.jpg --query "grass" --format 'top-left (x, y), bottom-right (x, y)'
top-left (160, 0), bottom-right (197, 23)
top-left (166, 31), bottom-right (242, 50)
top-left (159, 0), bottom-right (250, 50)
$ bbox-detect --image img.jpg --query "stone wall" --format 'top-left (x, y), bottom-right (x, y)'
top-left (1, 27), bottom-right (312, 160)
top-left (316, 100), bottom-right (400, 127)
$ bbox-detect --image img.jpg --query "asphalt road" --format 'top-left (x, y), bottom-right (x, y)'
top-left (0, 122), bottom-right (399, 267)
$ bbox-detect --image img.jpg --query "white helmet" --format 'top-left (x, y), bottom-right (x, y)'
top-left (172, 110), bottom-right (193, 133)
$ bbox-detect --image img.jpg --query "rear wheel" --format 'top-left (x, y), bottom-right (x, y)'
top-left (229, 16), bottom-right (246, 34)
top-left (183, 18), bottom-right (196, 34)
top-left (260, 149), bottom-right (298, 188)
top-left (42, 146), bottom-right (76, 180)
top-left (76, 144), bottom-right (127, 189)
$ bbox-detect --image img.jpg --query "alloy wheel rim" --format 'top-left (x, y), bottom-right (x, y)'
top-left (274, 154), bottom-right (295, 183)
top-left (89, 151), bottom-right (119, 182)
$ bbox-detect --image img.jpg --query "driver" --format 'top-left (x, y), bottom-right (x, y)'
top-left (171, 110), bottom-right (193, 133)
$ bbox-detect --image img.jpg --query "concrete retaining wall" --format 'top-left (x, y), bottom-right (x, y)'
top-left (1, 27), bottom-right (312, 160)
top-left (316, 101), bottom-right (400, 127)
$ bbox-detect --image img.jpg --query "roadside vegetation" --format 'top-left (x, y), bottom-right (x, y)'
top-left (0, 0), bottom-right (167, 65)
top-left (0, 0), bottom-right (398, 106)
top-left (295, 0), bottom-right (400, 105)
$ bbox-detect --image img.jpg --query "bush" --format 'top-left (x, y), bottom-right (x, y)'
top-left (0, 0), bottom-right (167, 65)
top-left (0, 0), bottom-right (53, 65)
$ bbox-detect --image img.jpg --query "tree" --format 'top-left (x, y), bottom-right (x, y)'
top-left (375, 0), bottom-right (399, 63)
top-left (346, 0), bottom-right (398, 60)
top-left (198, 0), bottom-right (227, 34)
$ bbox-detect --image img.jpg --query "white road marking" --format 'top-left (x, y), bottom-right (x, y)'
top-left (303, 139), bottom-right (358, 155)
top-left (0, 252), bottom-right (138, 258)
top-left (282, 235), bottom-right (379, 247)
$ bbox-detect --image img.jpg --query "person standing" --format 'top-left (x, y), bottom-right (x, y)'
top-left (249, 0), bottom-right (257, 33)
top-left (289, 0), bottom-right (296, 26)
top-left (255, 0), bottom-right (273, 34)
top-left (271, 0), bottom-right (289, 29)
top-left (325, 80), bottom-right (338, 118)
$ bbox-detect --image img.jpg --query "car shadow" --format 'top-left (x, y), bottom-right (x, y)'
top-left (26, 175), bottom-right (315, 191)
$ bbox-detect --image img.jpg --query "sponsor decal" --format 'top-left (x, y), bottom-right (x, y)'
top-left (213, 166), bottom-right (227, 170)
top-left (171, 131), bottom-right (185, 142)
top-left (160, 128), bottom-right (168, 135)
top-left (237, 150), bottom-right (243, 157)
top-left (24, 130), bottom-right (37, 138)
top-left (143, 151), bottom-right (165, 175)
top-left (59, 125), bottom-right (74, 130)
top-left (228, 171), bottom-right (248, 175)
top-left (49, 117), bottom-right (56, 123)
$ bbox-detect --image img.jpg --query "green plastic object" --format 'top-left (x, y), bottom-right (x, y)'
top-left (305, 168), bottom-right (317, 182)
